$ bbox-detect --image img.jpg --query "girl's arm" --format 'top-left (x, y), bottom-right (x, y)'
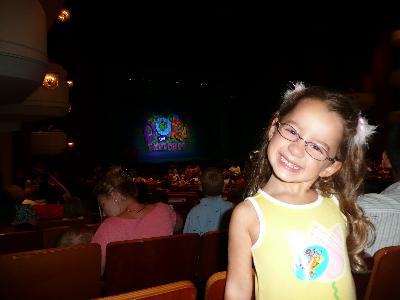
top-left (224, 201), bottom-right (256, 300)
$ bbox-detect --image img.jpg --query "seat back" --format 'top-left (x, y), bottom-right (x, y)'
top-left (104, 233), bottom-right (200, 296)
top-left (0, 229), bottom-right (42, 254)
top-left (37, 218), bottom-right (85, 228)
top-left (42, 225), bottom-right (72, 248)
top-left (204, 271), bottom-right (227, 300)
top-left (205, 271), bottom-right (255, 300)
top-left (95, 280), bottom-right (197, 300)
top-left (197, 230), bottom-right (228, 288)
top-left (364, 245), bottom-right (400, 300)
top-left (0, 243), bottom-right (102, 300)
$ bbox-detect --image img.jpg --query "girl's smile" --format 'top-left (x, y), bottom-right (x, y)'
top-left (279, 154), bottom-right (302, 173)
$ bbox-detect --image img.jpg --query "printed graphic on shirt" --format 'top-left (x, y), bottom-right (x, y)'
top-left (295, 245), bottom-right (329, 280)
top-left (288, 223), bottom-right (345, 281)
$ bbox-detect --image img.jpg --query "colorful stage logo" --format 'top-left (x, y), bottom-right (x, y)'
top-left (144, 114), bottom-right (191, 152)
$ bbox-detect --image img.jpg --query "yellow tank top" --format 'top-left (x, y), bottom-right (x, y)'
top-left (249, 189), bottom-right (356, 300)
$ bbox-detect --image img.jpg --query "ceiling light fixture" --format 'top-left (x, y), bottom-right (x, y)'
top-left (42, 72), bottom-right (59, 89)
top-left (58, 9), bottom-right (70, 22)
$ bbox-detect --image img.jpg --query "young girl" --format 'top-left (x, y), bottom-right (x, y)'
top-left (224, 83), bottom-right (376, 300)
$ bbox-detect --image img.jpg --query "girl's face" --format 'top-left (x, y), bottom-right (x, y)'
top-left (267, 99), bottom-right (344, 186)
top-left (98, 192), bottom-right (124, 217)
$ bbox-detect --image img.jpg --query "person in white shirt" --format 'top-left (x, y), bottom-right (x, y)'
top-left (359, 124), bottom-right (400, 255)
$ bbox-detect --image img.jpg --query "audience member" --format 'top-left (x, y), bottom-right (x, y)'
top-left (228, 162), bottom-right (241, 178)
top-left (57, 225), bottom-right (95, 247)
top-left (7, 184), bottom-right (37, 229)
top-left (183, 167), bottom-right (233, 235)
top-left (91, 166), bottom-right (183, 274)
top-left (359, 124), bottom-right (400, 255)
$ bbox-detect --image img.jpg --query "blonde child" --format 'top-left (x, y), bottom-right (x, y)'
top-left (225, 83), bottom-right (376, 300)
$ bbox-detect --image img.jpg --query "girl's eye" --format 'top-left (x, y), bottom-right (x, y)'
top-left (311, 143), bottom-right (323, 153)
top-left (286, 128), bottom-right (297, 136)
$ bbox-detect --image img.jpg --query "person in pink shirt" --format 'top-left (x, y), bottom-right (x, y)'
top-left (91, 166), bottom-right (183, 274)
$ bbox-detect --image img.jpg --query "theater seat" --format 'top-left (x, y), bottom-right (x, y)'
top-left (205, 271), bottom-right (255, 300)
top-left (204, 271), bottom-right (227, 300)
top-left (0, 229), bottom-right (42, 254)
top-left (197, 230), bottom-right (228, 288)
top-left (104, 233), bottom-right (200, 296)
top-left (94, 280), bottom-right (196, 300)
top-left (0, 243), bottom-right (102, 300)
top-left (363, 245), bottom-right (400, 300)
top-left (41, 225), bottom-right (72, 248)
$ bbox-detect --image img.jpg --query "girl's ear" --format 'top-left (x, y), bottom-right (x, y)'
top-left (111, 191), bottom-right (124, 202)
top-left (268, 118), bottom-right (279, 141)
top-left (319, 160), bottom-right (342, 178)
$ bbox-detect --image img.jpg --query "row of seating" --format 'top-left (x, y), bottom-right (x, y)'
top-left (0, 230), bottom-right (228, 299)
top-left (98, 245), bottom-right (400, 300)
top-left (94, 272), bottom-right (251, 300)
top-left (1, 229), bottom-right (397, 299)
top-left (0, 243), bottom-right (101, 300)
top-left (103, 231), bottom-right (228, 296)
top-left (0, 222), bottom-right (100, 254)
top-left (96, 280), bottom-right (197, 300)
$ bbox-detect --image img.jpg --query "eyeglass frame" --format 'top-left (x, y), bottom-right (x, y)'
top-left (274, 122), bottom-right (336, 163)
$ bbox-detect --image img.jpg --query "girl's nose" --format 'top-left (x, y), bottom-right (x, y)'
top-left (288, 140), bottom-right (306, 158)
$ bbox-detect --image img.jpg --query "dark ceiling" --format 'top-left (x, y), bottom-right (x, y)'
top-left (47, 3), bottom-right (399, 88)
top-left (40, 3), bottom-right (400, 163)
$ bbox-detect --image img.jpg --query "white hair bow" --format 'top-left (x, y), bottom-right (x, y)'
top-left (353, 116), bottom-right (377, 146)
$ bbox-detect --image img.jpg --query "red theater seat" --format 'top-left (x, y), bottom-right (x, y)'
top-left (363, 245), bottom-right (400, 300)
top-left (104, 233), bottom-right (200, 296)
top-left (94, 280), bottom-right (197, 300)
top-left (197, 230), bottom-right (228, 288)
top-left (0, 229), bottom-right (42, 254)
top-left (0, 243), bottom-right (102, 300)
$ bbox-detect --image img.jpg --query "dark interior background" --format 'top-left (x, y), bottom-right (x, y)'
top-left (40, 3), bottom-right (400, 170)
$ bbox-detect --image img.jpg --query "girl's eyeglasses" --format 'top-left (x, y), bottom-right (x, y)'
top-left (275, 122), bottom-right (336, 163)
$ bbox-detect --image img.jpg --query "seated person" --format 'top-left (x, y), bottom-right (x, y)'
top-left (57, 225), bottom-right (95, 247)
top-left (183, 167), bottom-right (234, 235)
top-left (91, 166), bottom-right (183, 274)
top-left (228, 162), bottom-right (241, 178)
top-left (359, 124), bottom-right (400, 255)
top-left (7, 185), bottom-right (37, 229)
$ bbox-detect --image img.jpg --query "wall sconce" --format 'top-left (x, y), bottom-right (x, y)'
top-left (67, 141), bottom-right (75, 148)
top-left (43, 72), bottom-right (59, 89)
top-left (67, 80), bottom-right (73, 88)
top-left (58, 9), bottom-right (70, 22)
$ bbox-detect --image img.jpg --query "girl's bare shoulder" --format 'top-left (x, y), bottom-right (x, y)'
top-left (231, 199), bottom-right (258, 224)
top-left (230, 198), bottom-right (260, 245)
